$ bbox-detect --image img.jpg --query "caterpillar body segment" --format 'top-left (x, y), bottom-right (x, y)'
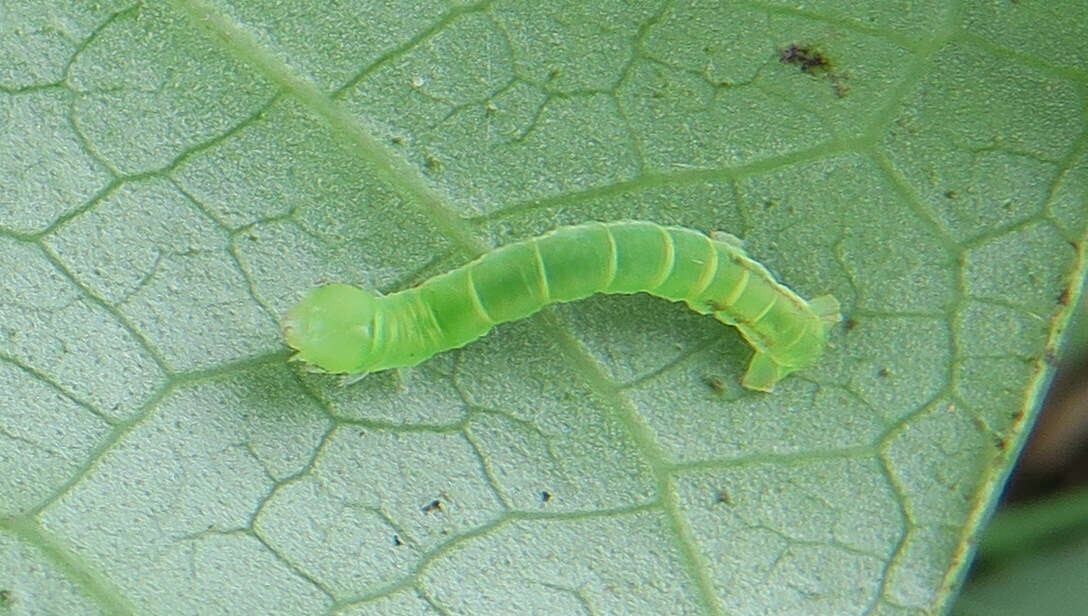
top-left (283, 221), bottom-right (841, 391)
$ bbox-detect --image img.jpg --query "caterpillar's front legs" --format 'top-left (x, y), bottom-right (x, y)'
top-left (337, 368), bottom-right (407, 391)
top-left (337, 372), bottom-right (369, 387)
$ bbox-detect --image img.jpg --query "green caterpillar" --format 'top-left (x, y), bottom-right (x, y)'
top-left (283, 221), bottom-right (840, 391)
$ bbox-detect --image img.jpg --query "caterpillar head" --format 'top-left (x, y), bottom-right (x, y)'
top-left (282, 284), bottom-right (379, 374)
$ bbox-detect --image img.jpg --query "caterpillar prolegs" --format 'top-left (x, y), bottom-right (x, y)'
top-left (283, 221), bottom-right (841, 391)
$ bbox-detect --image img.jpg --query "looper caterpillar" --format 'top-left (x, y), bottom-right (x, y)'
top-left (283, 221), bottom-right (840, 391)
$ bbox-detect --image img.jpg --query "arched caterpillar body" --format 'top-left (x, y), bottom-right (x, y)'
top-left (283, 221), bottom-right (841, 391)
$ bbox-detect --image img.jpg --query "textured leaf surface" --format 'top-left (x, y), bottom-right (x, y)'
top-left (1, 1), bottom-right (1086, 615)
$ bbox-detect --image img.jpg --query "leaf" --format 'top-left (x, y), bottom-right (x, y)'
top-left (1, 1), bottom-right (1085, 614)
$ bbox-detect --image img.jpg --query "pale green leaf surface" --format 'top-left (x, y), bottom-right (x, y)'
top-left (1, 1), bottom-right (1086, 615)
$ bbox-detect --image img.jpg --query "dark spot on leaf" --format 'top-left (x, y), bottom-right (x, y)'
top-left (779, 43), bottom-right (848, 97)
top-left (393, 535), bottom-right (403, 546)
top-left (844, 318), bottom-right (858, 332)
top-left (945, 190), bottom-right (959, 199)
top-left (714, 490), bottom-right (732, 505)
top-left (1058, 289), bottom-right (1071, 305)
top-left (540, 491), bottom-right (551, 502)
top-left (0, 590), bottom-right (10, 605)
top-left (422, 499), bottom-right (443, 513)
top-left (779, 44), bottom-right (831, 74)
top-left (877, 368), bottom-right (890, 378)
top-left (1044, 349), bottom-right (1058, 367)
top-left (424, 155), bottom-right (441, 172)
top-left (704, 376), bottom-right (726, 393)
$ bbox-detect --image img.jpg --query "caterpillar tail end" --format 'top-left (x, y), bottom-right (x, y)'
top-left (740, 351), bottom-right (788, 392)
top-left (810, 294), bottom-right (842, 329)
top-left (741, 295), bottom-right (841, 392)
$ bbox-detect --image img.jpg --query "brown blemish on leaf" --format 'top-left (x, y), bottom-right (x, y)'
top-left (1044, 348), bottom-right (1059, 367)
top-left (780, 44), bottom-right (831, 74)
top-left (705, 376), bottom-right (726, 393)
top-left (424, 154), bottom-right (441, 172)
top-left (779, 43), bottom-right (849, 98)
